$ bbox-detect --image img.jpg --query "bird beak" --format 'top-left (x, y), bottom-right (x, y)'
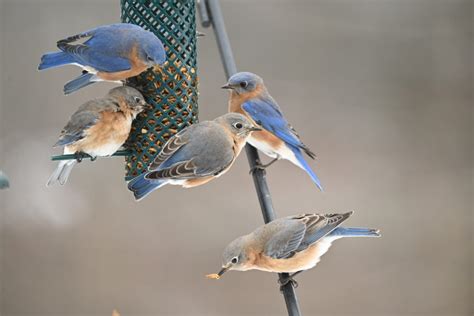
top-left (217, 265), bottom-right (230, 277)
top-left (249, 126), bottom-right (262, 132)
top-left (221, 84), bottom-right (233, 90)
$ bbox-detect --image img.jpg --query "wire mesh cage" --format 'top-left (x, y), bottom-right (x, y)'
top-left (121, 0), bottom-right (199, 180)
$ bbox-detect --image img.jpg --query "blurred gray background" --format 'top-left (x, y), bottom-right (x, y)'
top-left (0, 0), bottom-right (472, 315)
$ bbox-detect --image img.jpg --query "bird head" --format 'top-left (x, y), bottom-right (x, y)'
top-left (215, 113), bottom-right (261, 139)
top-left (109, 86), bottom-right (147, 117)
top-left (140, 30), bottom-right (167, 67)
top-left (221, 72), bottom-right (264, 95)
top-left (206, 236), bottom-right (252, 280)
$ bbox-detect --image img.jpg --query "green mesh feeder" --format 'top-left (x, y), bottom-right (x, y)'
top-left (121, 0), bottom-right (199, 180)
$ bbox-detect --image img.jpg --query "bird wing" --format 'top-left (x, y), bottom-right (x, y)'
top-left (56, 25), bottom-right (132, 73)
top-left (54, 110), bottom-right (100, 147)
top-left (241, 97), bottom-right (310, 153)
top-left (145, 122), bottom-right (234, 180)
top-left (263, 218), bottom-right (307, 259)
top-left (146, 128), bottom-right (191, 171)
top-left (295, 212), bottom-right (353, 252)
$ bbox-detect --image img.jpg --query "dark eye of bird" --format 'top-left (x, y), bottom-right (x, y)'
top-left (147, 56), bottom-right (154, 62)
top-left (240, 81), bottom-right (248, 88)
top-left (134, 97), bottom-right (141, 103)
top-left (231, 257), bottom-right (238, 264)
top-left (234, 122), bottom-right (243, 129)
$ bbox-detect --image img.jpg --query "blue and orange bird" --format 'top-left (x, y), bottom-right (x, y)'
top-left (223, 72), bottom-right (323, 190)
top-left (127, 113), bottom-right (261, 201)
top-left (47, 86), bottom-right (146, 186)
top-left (206, 211), bottom-right (380, 287)
top-left (38, 23), bottom-right (166, 94)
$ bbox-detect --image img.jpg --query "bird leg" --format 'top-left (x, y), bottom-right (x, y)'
top-left (74, 152), bottom-right (84, 163)
top-left (249, 158), bottom-right (278, 174)
top-left (278, 271), bottom-right (303, 292)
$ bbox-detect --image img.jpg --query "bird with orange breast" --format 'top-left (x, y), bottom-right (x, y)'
top-left (38, 23), bottom-right (166, 94)
top-left (223, 72), bottom-right (322, 190)
top-left (127, 113), bottom-right (261, 201)
top-left (207, 211), bottom-right (380, 288)
top-left (47, 86), bottom-right (146, 186)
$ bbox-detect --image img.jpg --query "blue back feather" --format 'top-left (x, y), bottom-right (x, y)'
top-left (128, 173), bottom-right (166, 201)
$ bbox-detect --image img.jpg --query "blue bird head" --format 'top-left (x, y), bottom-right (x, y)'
top-left (222, 72), bottom-right (264, 95)
top-left (139, 30), bottom-right (167, 67)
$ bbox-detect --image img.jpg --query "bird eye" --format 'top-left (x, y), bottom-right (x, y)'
top-left (233, 122), bottom-right (243, 130)
top-left (134, 96), bottom-right (142, 103)
top-left (147, 56), bottom-right (154, 62)
top-left (231, 257), bottom-right (238, 264)
top-left (240, 81), bottom-right (248, 88)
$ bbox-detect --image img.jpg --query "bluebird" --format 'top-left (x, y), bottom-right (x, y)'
top-left (0, 170), bottom-right (10, 189)
top-left (223, 72), bottom-right (323, 190)
top-left (38, 23), bottom-right (166, 95)
top-left (127, 113), bottom-right (261, 201)
top-left (47, 86), bottom-right (146, 186)
top-left (206, 211), bottom-right (380, 287)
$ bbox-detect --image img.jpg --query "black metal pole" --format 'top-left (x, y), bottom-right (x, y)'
top-left (200, 1), bottom-right (302, 315)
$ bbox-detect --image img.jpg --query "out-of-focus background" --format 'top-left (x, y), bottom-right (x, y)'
top-left (0, 0), bottom-right (472, 315)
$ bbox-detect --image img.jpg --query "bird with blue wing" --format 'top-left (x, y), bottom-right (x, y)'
top-left (127, 113), bottom-right (261, 201)
top-left (206, 211), bottom-right (380, 289)
top-left (38, 23), bottom-right (166, 94)
top-left (223, 72), bottom-right (323, 190)
top-left (47, 86), bottom-right (146, 186)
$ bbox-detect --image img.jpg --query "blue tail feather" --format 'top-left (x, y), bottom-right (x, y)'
top-left (128, 173), bottom-right (166, 201)
top-left (292, 147), bottom-right (323, 191)
top-left (38, 51), bottom-right (74, 70)
top-left (329, 227), bottom-right (381, 238)
top-left (63, 73), bottom-right (96, 95)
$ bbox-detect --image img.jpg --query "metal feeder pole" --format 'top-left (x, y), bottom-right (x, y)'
top-left (199, 0), bottom-right (302, 315)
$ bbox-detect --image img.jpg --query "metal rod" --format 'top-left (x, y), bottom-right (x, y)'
top-left (51, 150), bottom-right (131, 161)
top-left (197, 0), bottom-right (211, 27)
top-left (202, 1), bottom-right (302, 315)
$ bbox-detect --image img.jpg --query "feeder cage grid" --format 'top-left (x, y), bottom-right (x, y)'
top-left (121, 0), bottom-right (199, 180)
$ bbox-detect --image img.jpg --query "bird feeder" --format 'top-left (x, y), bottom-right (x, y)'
top-left (120, 0), bottom-right (199, 180)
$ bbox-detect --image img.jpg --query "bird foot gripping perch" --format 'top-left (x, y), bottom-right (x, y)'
top-left (278, 271), bottom-right (303, 292)
top-left (249, 157), bottom-right (279, 174)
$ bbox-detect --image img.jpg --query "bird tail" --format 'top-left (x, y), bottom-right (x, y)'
top-left (127, 173), bottom-right (166, 201)
top-left (63, 72), bottom-right (97, 95)
top-left (46, 160), bottom-right (78, 186)
top-left (328, 227), bottom-right (381, 238)
top-left (38, 51), bottom-right (74, 70)
top-left (291, 147), bottom-right (323, 191)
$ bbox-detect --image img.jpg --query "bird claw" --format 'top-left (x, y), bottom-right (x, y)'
top-left (278, 271), bottom-right (303, 292)
top-left (278, 277), bottom-right (298, 292)
top-left (249, 158), bottom-right (278, 175)
top-left (74, 152), bottom-right (83, 163)
top-left (249, 164), bottom-right (266, 175)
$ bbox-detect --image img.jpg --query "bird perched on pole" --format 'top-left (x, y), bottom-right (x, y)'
top-left (38, 23), bottom-right (166, 94)
top-left (47, 86), bottom-right (146, 186)
top-left (223, 72), bottom-right (323, 190)
top-left (127, 113), bottom-right (261, 201)
top-left (207, 211), bottom-right (380, 287)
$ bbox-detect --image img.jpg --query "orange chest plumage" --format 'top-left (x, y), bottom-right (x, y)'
top-left (69, 110), bottom-right (133, 154)
top-left (246, 243), bottom-right (325, 273)
top-left (97, 44), bottom-right (149, 81)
